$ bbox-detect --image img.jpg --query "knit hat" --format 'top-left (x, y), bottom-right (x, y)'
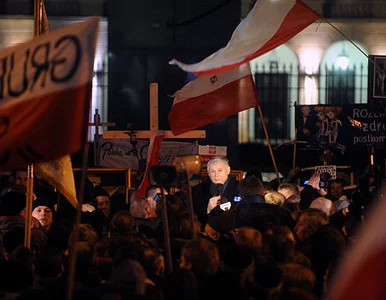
top-left (207, 210), bottom-right (235, 235)
top-left (94, 185), bottom-right (109, 198)
top-left (0, 192), bottom-right (26, 216)
top-left (33, 195), bottom-right (56, 215)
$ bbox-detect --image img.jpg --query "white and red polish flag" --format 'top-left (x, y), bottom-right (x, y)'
top-left (33, 2), bottom-right (79, 208)
top-left (0, 17), bottom-right (99, 170)
top-left (168, 63), bottom-right (259, 135)
top-left (132, 130), bottom-right (165, 199)
top-left (169, 0), bottom-right (320, 76)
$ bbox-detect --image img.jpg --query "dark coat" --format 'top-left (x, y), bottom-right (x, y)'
top-left (300, 185), bottom-right (320, 210)
top-left (192, 176), bottom-right (239, 226)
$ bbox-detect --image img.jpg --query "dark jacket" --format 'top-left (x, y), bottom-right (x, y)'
top-left (192, 176), bottom-right (239, 226)
top-left (300, 185), bottom-right (320, 210)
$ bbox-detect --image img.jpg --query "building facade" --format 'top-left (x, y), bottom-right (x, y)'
top-left (0, 0), bottom-right (384, 172)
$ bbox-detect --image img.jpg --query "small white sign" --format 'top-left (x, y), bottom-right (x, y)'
top-left (315, 165), bottom-right (337, 180)
top-left (220, 202), bottom-right (231, 211)
top-left (198, 145), bottom-right (227, 165)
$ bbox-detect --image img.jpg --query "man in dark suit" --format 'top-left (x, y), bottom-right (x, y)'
top-left (297, 105), bottom-right (318, 144)
top-left (192, 156), bottom-right (239, 226)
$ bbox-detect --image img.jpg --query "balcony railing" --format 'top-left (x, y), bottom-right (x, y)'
top-left (323, 1), bottom-right (372, 18)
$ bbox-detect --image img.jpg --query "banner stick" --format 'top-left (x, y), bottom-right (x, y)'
top-left (257, 106), bottom-right (281, 183)
top-left (23, 164), bottom-right (34, 248)
top-left (66, 135), bottom-right (90, 300)
top-left (66, 84), bottom-right (93, 300)
top-left (293, 128), bottom-right (298, 169)
top-left (23, 0), bottom-right (43, 249)
top-left (160, 189), bottom-right (173, 274)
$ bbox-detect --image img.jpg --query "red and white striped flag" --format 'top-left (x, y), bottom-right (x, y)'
top-left (33, 1), bottom-right (78, 208)
top-left (169, 0), bottom-right (320, 76)
top-left (0, 17), bottom-right (99, 170)
top-left (168, 63), bottom-right (259, 135)
top-left (132, 130), bottom-right (165, 198)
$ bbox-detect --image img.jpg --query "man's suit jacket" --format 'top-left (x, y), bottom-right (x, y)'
top-left (192, 176), bottom-right (239, 226)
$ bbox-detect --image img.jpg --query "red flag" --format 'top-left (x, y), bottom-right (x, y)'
top-left (169, 0), bottom-right (320, 76)
top-left (0, 17), bottom-right (99, 170)
top-left (132, 130), bottom-right (165, 198)
top-left (328, 186), bottom-right (386, 300)
top-left (168, 63), bottom-right (259, 135)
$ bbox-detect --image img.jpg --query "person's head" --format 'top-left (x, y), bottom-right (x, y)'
top-left (2, 228), bottom-right (24, 254)
top-left (294, 209), bottom-right (328, 242)
top-left (0, 191), bottom-right (26, 216)
top-left (110, 259), bottom-right (147, 297)
top-left (283, 194), bottom-right (301, 212)
top-left (238, 175), bottom-right (264, 198)
top-left (130, 196), bottom-right (157, 219)
top-left (310, 197), bottom-right (334, 216)
top-left (326, 109), bottom-right (335, 119)
top-left (14, 170), bottom-right (28, 188)
top-left (94, 185), bottom-right (110, 217)
top-left (206, 210), bottom-right (235, 237)
top-left (109, 210), bottom-right (137, 237)
top-left (245, 170), bottom-right (263, 181)
top-left (301, 106), bottom-right (311, 116)
top-left (70, 241), bottom-right (97, 270)
top-left (179, 238), bottom-right (220, 276)
top-left (32, 196), bottom-right (55, 230)
top-left (146, 187), bottom-right (167, 203)
top-left (142, 247), bottom-right (165, 277)
top-left (235, 227), bottom-right (263, 259)
top-left (207, 156), bottom-right (230, 185)
top-left (328, 180), bottom-right (344, 199)
top-left (264, 191), bottom-right (285, 206)
top-left (280, 263), bottom-right (316, 293)
top-left (203, 223), bottom-right (221, 241)
top-left (156, 194), bottom-right (186, 218)
top-left (241, 262), bottom-right (283, 299)
top-left (262, 181), bottom-right (273, 195)
top-left (34, 245), bottom-right (64, 278)
top-left (264, 226), bottom-right (296, 264)
top-left (277, 183), bottom-right (299, 200)
top-left (68, 224), bottom-right (98, 250)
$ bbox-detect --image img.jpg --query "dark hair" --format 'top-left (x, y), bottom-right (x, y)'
top-left (94, 185), bottom-right (109, 198)
top-left (0, 191), bottom-right (26, 216)
top-left (245, 170), bottom-right (263, 181)
top-left (34, 245), bottom-right (64, 277)
top-left (156, 194), bottom-right (186, 218)
top-left (110, 210), bottom-right (137, 237)
top-left (181, 238), bottom-right (220, 275)
top-left (238, 175), bottom-right (264, 197)
top-left (3, 228), bottom-right (24, 254)
top-left (264, 226), bottom-right (296, 264)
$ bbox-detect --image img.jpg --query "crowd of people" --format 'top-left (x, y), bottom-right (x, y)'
top-left (0, 156), bottom-right (382, 299)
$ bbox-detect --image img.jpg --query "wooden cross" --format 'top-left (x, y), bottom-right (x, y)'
top-left (89, 108), bottom-right (116, 166)
top-left (103, 83), bottom-right (206, 139)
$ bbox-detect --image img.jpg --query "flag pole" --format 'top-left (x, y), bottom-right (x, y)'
top-left (24, 164), bottom-right (34, 248)
top-left (64, 29), bottom-right (94, 294)
top-left (24, 0), bottom-right (43, 249)
top-left (33, 0), bottom-right (39, 37)
top-left (293, 128), bottom-right (298, 169)
top-left (256, 105), bottom-right (281, 183)
top-left (66, 143), bottom-right (89, 300)
top-left (160, 189), bottom-right (173, 274)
